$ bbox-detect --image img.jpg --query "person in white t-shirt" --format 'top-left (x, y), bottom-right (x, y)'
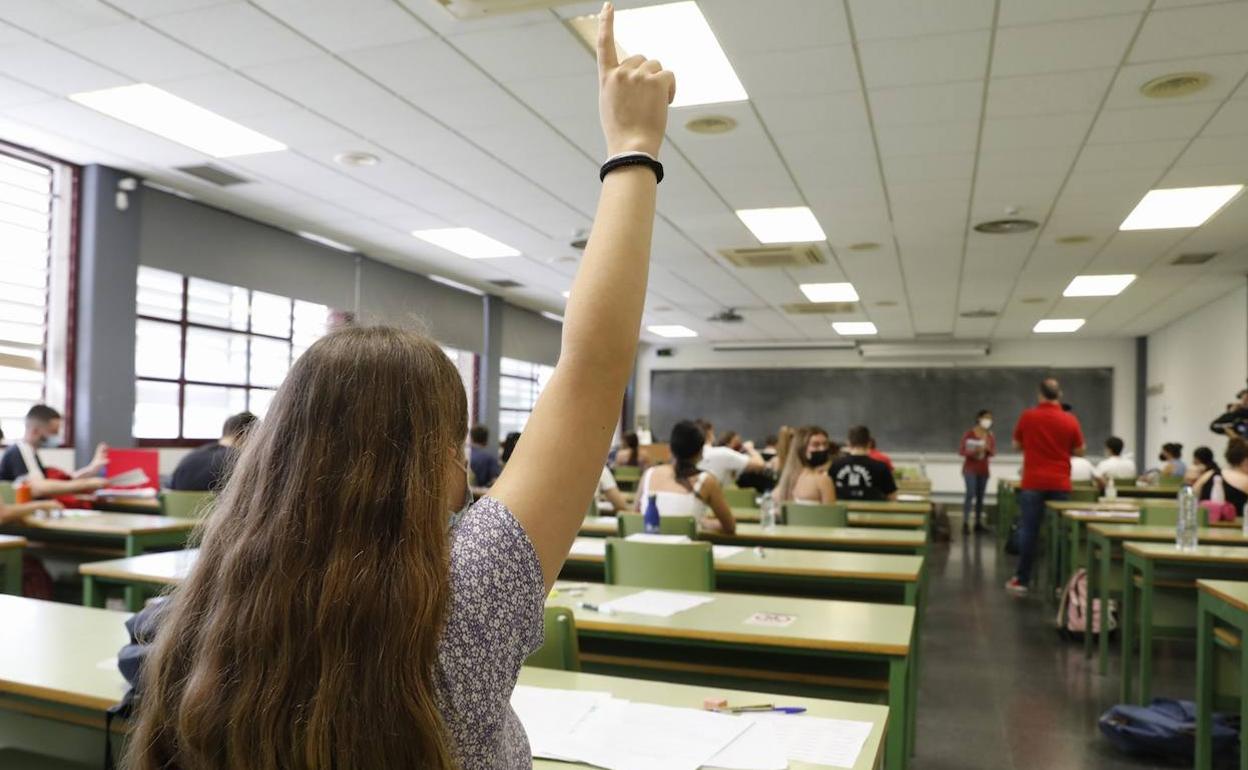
top-left (1070, 454), bottom-right (1096, 483)
top-left (693, 419), bottom-right (765, 486)
top-left (596, 466), bottom-right (631, 514)
top-left (1092, 436), bottom-right (1136, 488)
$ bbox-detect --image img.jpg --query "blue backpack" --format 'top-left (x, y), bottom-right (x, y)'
top-left (1099, 698), bottom-right (1239, 760)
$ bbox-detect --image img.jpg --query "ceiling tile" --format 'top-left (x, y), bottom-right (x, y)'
top-left (0, 40), bottom-right (129, 95)
top-left (1177, 134), bottom-right (1248, 167)
top-left (986, 69), bottom-right (1115, 117)
top-left (705, 0), bottom-right (851, 53)
top-left (977, 145), bottom-right (1081, 179)
top-left (452, 20), bottom-right (589, 83)
top-left (345, 38), bottom-right (496, 98)
top-left (1072, 140), bottom-right (1188, 174)
top-left (1203, 99), bottom-right (1248, 137)
top-left (754, 90), bottom-right (871, 137)
top-left (992, 15), bottom-right (1139, 77)
top-left (858, 29), bottom-right (990, 88)
top-left (1130, 3), bottom-right (1248, 63)
top-left (54, 21), bottom-right (221, 82)
top-left (0, 0), bottom-right (126, 36)
top-left (882, 153), bottom-right (975, 184)
top-left (1087, 100), bottom-right (1221, 143)
top-left (0, 73), bottom-right (51, 109)
top-left (104, 0), bottom-right (229, 18)
top-left (875, 121), bottom-right (979, 157)
top-left (980, 113), bottom-right (1096, 151)
top-left (997, 0), bottom-right (1149, 27)
top-left (734, 45), bottom-right (860, 97)
top-left (158, 70), bottom-right (296, 119)
top-left (848, 0), bottom-right (994, 41)
top-left (506, 73), bottom-right (598, 120)
top-left (252, 0), bottom-right (431, 53)
top-left (868, 81), bottom-right (983, 126)
top-left (149, 2), bottom-right (323, 68)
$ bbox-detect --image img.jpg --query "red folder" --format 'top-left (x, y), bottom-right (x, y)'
top-left (106, 448), bottom-right (160, 490)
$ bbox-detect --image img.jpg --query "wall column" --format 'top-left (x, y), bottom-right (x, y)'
top-left (477, 294), bottom-right (504, 441)
top-left (1135, 335), bottom-right (1147, 464)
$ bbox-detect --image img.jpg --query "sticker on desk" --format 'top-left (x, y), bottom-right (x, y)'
top-left (744, 612), bottom-right (797, 628)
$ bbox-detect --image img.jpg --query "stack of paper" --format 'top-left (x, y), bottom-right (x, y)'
top-left (711, 545), bottom-right (745, 560)
top-left (510, 685), bottom-right (613, 760)
top-left (598, 590), bottom-right (714, 618)
top-left (624, 533), bottom-right (693, 544)
top-left (569, 539), bottom-right (608, 556)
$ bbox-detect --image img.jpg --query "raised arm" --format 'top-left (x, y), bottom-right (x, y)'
top-left (491, 3), bottom-right (674, 588)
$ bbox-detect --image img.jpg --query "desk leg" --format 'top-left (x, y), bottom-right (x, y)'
top-left (1084, 535), bottom-right (1096, 660)
top-left (1120, 556), bottom-right (1137, 703)
top-left (1138, 559), bottom-right (1155, 705)
top-left (906, 626), bottom-right (919, 758)
top-left (1098, 538), bottom-right (1112, 675)
top-left (885, 656), bottom-right (910, 770)
top-left (82, 575), bottom-right (106, 608)
top-left (1, 548), bottom-right (20, 595)
top-left (1194, 592), bottom-right (1214, 770)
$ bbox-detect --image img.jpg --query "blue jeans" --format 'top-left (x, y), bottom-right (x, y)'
top-left (963, 472), bottom-right (988, 525)
top-left (1015, 489), bottom-right (1070, 586)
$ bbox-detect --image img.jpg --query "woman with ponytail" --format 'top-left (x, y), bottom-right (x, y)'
top-left (634, 420), bottom-right (736, 533)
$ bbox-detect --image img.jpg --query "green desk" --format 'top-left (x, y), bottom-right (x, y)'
top-left (547, 583), bottom-right (917, 770)
top-left (91, 494), bottom-right (162, 515)
top-left (1087, 524), bottom-right (1248, 673)
top-left (580, 518), bottom-right (928, 556)
top-left (0, 535), bottom-right (25, 595)
top-left (1117, 486), bottom-right (1182, 499)
top-left (1047, 502), bottom-right (1139, 594)
top-left (1195, 580), bottom-right (1246, 770)
top-left (79, 549), bottom-right (195, 611)
top-left (1121, 543), bottom-right (1248, 704)
top-left (732, 501), bottom-right (931, 524)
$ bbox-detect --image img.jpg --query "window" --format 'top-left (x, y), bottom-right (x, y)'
top-left (134, 266), bottom-right (330, 443)
top-left (498, 357), bottom-right (554, 437)
top-left (0, 146), bottom-right (73, 441)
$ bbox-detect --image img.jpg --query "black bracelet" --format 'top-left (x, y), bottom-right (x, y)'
top-left (600, 152), bottom-right (664, 184)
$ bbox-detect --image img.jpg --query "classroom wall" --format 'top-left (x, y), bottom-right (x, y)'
top-left (1145, 282), bottom-right (1248, 463)
top-left (501, 304), bottom-right (562, 366)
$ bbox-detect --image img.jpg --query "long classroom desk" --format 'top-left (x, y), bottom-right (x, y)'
top-left (1195, 580), bottom-right (1246, 770)
top-left (730, 506), bottom-right (929, 530)
top-left (1121, 543), bottom-right (1248, 705)
top-left (547, 582), bottom-right (917, 770)
top-left (0, 595), bottom-right (891, 770)
top-left (1086, 524), bottom-right (1248, 674)
top-left (580, 517), bottom-right (927, 556)
top-left (79, 549), bottom-right (194, 611)
top-left (0, 535), bottom-right (25, 595)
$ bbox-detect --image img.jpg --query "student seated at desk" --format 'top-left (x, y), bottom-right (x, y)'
top-left (1187, 446), bottom-right (1217, 485)
top-left (597, 466), bottom-right (631, 513)
top-left (775, 425), bottom-right (835, 504)
top-left (611, 430), bottom-right (644, 469)
top-left (1194, 438), bottom-right (1248, 510)
top-left (169, 412), bottom-right (257, 491)
top-left (1092, 436), bottom-right (1136, 488)
top-left (0, 405), bottom-right (108, 498)
top-left (694, 418), bottom-right (765, 485)
top-left (126, 14), bottom-right (674, 768)
top-left (830, 426), bottom-right (897, 501)
top-left (635, 421), bottom-right (736, 533)
top-left (468, 423), bottom-right (503, 487)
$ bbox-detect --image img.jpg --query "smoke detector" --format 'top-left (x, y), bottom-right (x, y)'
top-left (334, 151), bottom-right (380, 168)
top-left (707, 308), bottom-right (745, 323)
top-left (685, 115), bottom-right (737, 135)
top-left (974, 218), bottom-right (1039, 234)
top-left (1141, 72), bottom-right (1211, 99)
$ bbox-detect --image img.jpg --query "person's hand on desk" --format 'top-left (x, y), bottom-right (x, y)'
top-left (2, 498), bottom-right (62, 525)
top-left (81, 477), bottom-right (108, 493)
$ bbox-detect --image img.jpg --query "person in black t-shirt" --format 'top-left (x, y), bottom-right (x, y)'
top-left (829, 425), bottom-right (897, 501)
top-left (169, 412), bottom-right (258, 491)
top-left (1210, 388), bottom-right (1248, 439)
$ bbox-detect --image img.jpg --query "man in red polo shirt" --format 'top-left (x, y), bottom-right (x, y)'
top-left (1006, 378), bottom-right (1086, 596)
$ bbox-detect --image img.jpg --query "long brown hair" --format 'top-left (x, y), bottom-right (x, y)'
top-left (127, 326), bottom-right (467, 770)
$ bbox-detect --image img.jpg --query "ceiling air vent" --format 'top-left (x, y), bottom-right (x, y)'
top-left (973, 218), bottom-right (1039, 234)
top-left (174, 164), bottom-right (249, 187)
top-left (707, 308), bottom-right (745, 323)
top-left (960, 309), bottom-right (999, 319)
top-left (488, 279), bottom-right (522, 288)
top-left (1141, 72), bottom-right (1211, 99)
top-left (436, 0), bottom-right (570, 19)
top-left (720, 245), bottom-right (824, 269)
top-left (781, 301), bottom-right (856, 316)
top-left (1171, 252), bottom-right (1218, 265)
top-left (915, 332), bottom-right (954, 339)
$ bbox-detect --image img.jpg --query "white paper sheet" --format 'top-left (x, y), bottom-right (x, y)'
top-left (509, 685), bottom-right (613, 760)
top-left (704, 719), bottom-right (788, 769)
top-left (741, 714), bottom-right (874, 768)
top-left (599, 590), bottom-right (714, 618)
top-left (624, 533), bottom-right (693, 544)
top-left (569, 539), bottom-right (607, 556)
top-left (105, 468), bottom-right (151, 488)
top-left (551, 699), bottom-right (751, 770)
top-left (711, 545), bottom-right (745, 560)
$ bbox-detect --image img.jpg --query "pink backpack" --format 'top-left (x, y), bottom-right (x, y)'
top-left (1199, 500), bottom-right (1236, 522)
top-left (1056, 568), bottom-right (1117, 637)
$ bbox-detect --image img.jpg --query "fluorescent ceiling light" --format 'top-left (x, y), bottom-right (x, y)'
top-left (69, 83), bottom-right (285, 158)
top-left (296, 231), bottom-right (356, 253)
top-left (428, 274), bottom-right (484, 296)
top-left (647, 324), bottom-right (698, 338)
top-left (412, 228), bottom-right (520, 259)
top-left (541, 311), bottom-right (565, 323)
top-left (1063, 274), bottom-right (1136, 298)
top-left (572, 2), bottom-right (747, 108)
top-left (736, 207), bottom-right (826, 244)
top-left (1119, 185), bottom-right (1243, 230)
top-left (800, 282), bottom-right (859, 303)
top-left (832, 321), bottom-right (877, 336)
top-left (1033, 318), bottom-right (1085, 334)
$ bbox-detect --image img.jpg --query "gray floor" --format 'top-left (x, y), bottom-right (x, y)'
top-left (912, 527), bottom-right (1203, 770)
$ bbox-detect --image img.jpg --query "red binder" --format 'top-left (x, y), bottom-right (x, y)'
top-left (106, 448), bottom-right (160, 490)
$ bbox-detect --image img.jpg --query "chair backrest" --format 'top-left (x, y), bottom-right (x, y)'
top-left (0, 481), bottom-right (13, 505)
top-left (604, 537), bottom-right (714, 591)
top-left (722, 486), bottom-right (757, 509)
top-left (159, 490), bottom-right (215, 519)
top-left (1140, 505), bottom-right (1208, 527)
top-left (524, 606), bottom-right (581, 671)
top-left (616, 513), bottom-right (697, 538)
top-left (612, 465), bottom-right (642, 484)
top-left (1111, 477), bottom-right (1138, 488)
top-left (782, 502), bottom-right (848, 527)
top-left (1068, 488), bottom-right (1099, 503)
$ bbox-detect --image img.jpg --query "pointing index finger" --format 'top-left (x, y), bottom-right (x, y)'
top-left (597, 2), bottom-right (618, 75)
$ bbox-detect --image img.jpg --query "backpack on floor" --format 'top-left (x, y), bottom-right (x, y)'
top-left (105, 598), bottom-right (167, 769)
top-left (1055, 567), bottom-right (1116, 638)
top-left (1099, 698), bottom-right (1240, 760)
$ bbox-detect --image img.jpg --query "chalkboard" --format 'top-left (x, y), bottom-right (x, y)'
top-left (648, 368), bottom-right (1113, 453)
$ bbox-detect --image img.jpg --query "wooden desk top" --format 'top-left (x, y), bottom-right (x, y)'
top-left (9, 511), bottom-right (194, 536)
top-left (80, 549), bottom-right (198, 585)
top-left (92, 494), bottom-right (162, 512)
top-left (0, 535), bottom-right (26, 551)
top-left (1087, 524), bottom-right (1248, 545)
top-left (521, 668), bottom-right (888, 770)
top-left (1197, 579), bottom-right (1248, 614)
top-left (548, 583), bottom-right (914, 657)
top-left (0, 596), bottom-right (130, 710)
top-left (847, 513), bottom-right (926, 529)
top-left (1060, 509), bottom-right (1139, 523)
top-left (715, 524), bottom-right (926, 549)
top-left (1048, 501), bottom-right (1140, 513)
top-left (566, 538), bottom-right (922, 582)
top-left (1123, 542), bottom-right (1248, 565)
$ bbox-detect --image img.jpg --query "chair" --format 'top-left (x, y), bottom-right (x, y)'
top-left (158, 490), bottom-right (215, 519)
top-left (1068, 488), bottom-right (1099, 503)
top-left (782, 502), bottom-right (848, 527)
top-left (722, 486), bottom-right (757, 509)
top-left (616, 513), bottom-right (697, 538)
top-left (1112, 477), bottom-right (1138, 488)
top-left (604, 537), bottom-right (714, 591)
top-left (0, 481), bottom-right (13, 504)
top-left (1139, 505), bottom-right (1208, 527)
top-left (524, 606), bottom-right (581, 671)
top-left (612, 465), bottom-right (642, 491)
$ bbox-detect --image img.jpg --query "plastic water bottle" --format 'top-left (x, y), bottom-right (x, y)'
top-left (1176, 485), bottom-right (1199, 551)
top-left (1242, 502), bottom-right (1248, 539)
top-left (1211, 475), bottom-right (1226, 504)
top-left (643, 495), bottom-right (660, 534)
top-left (759, 491), bottom-right (778, 532)
top-left (1105, 476), bottom-right (1117, 501)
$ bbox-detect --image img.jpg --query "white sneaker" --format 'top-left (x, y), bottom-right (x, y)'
top-left (1004, 577), bottom-right (1029, 596)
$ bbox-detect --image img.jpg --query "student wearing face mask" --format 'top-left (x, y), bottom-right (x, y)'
top-left (0, 404), bottom-right (109, 498)
top-left (959, 410), bottom-right (995, 534)
top-left (775, 426), bottom-right (836, 504)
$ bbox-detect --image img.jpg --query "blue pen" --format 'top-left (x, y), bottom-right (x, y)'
top-left (726, 704), bottom-right (806, 714)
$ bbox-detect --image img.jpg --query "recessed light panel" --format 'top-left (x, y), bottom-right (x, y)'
top-left (800, 282), bottom-right (859, 303)
top-left (647, 324), bottom-right (698, 338)
top-left (70, 84), bottom-right (285, 158)
top-left (736, 207), bottom-right (827, 244)
top-left (412, 228), bottom-right (520, 259)
top-left (1120, 185), bottom-right (1243, 230)
top-left (428, 275), bottom-right (485, 296)
top-left (832, 321), bottom-right (877, 336)
top-left (1063, 274), bottom-right (1136, 297)
top-left (1033, 318), bottom-right (1085, 334)
top-left (561, 290), bottom-right (572, 298)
